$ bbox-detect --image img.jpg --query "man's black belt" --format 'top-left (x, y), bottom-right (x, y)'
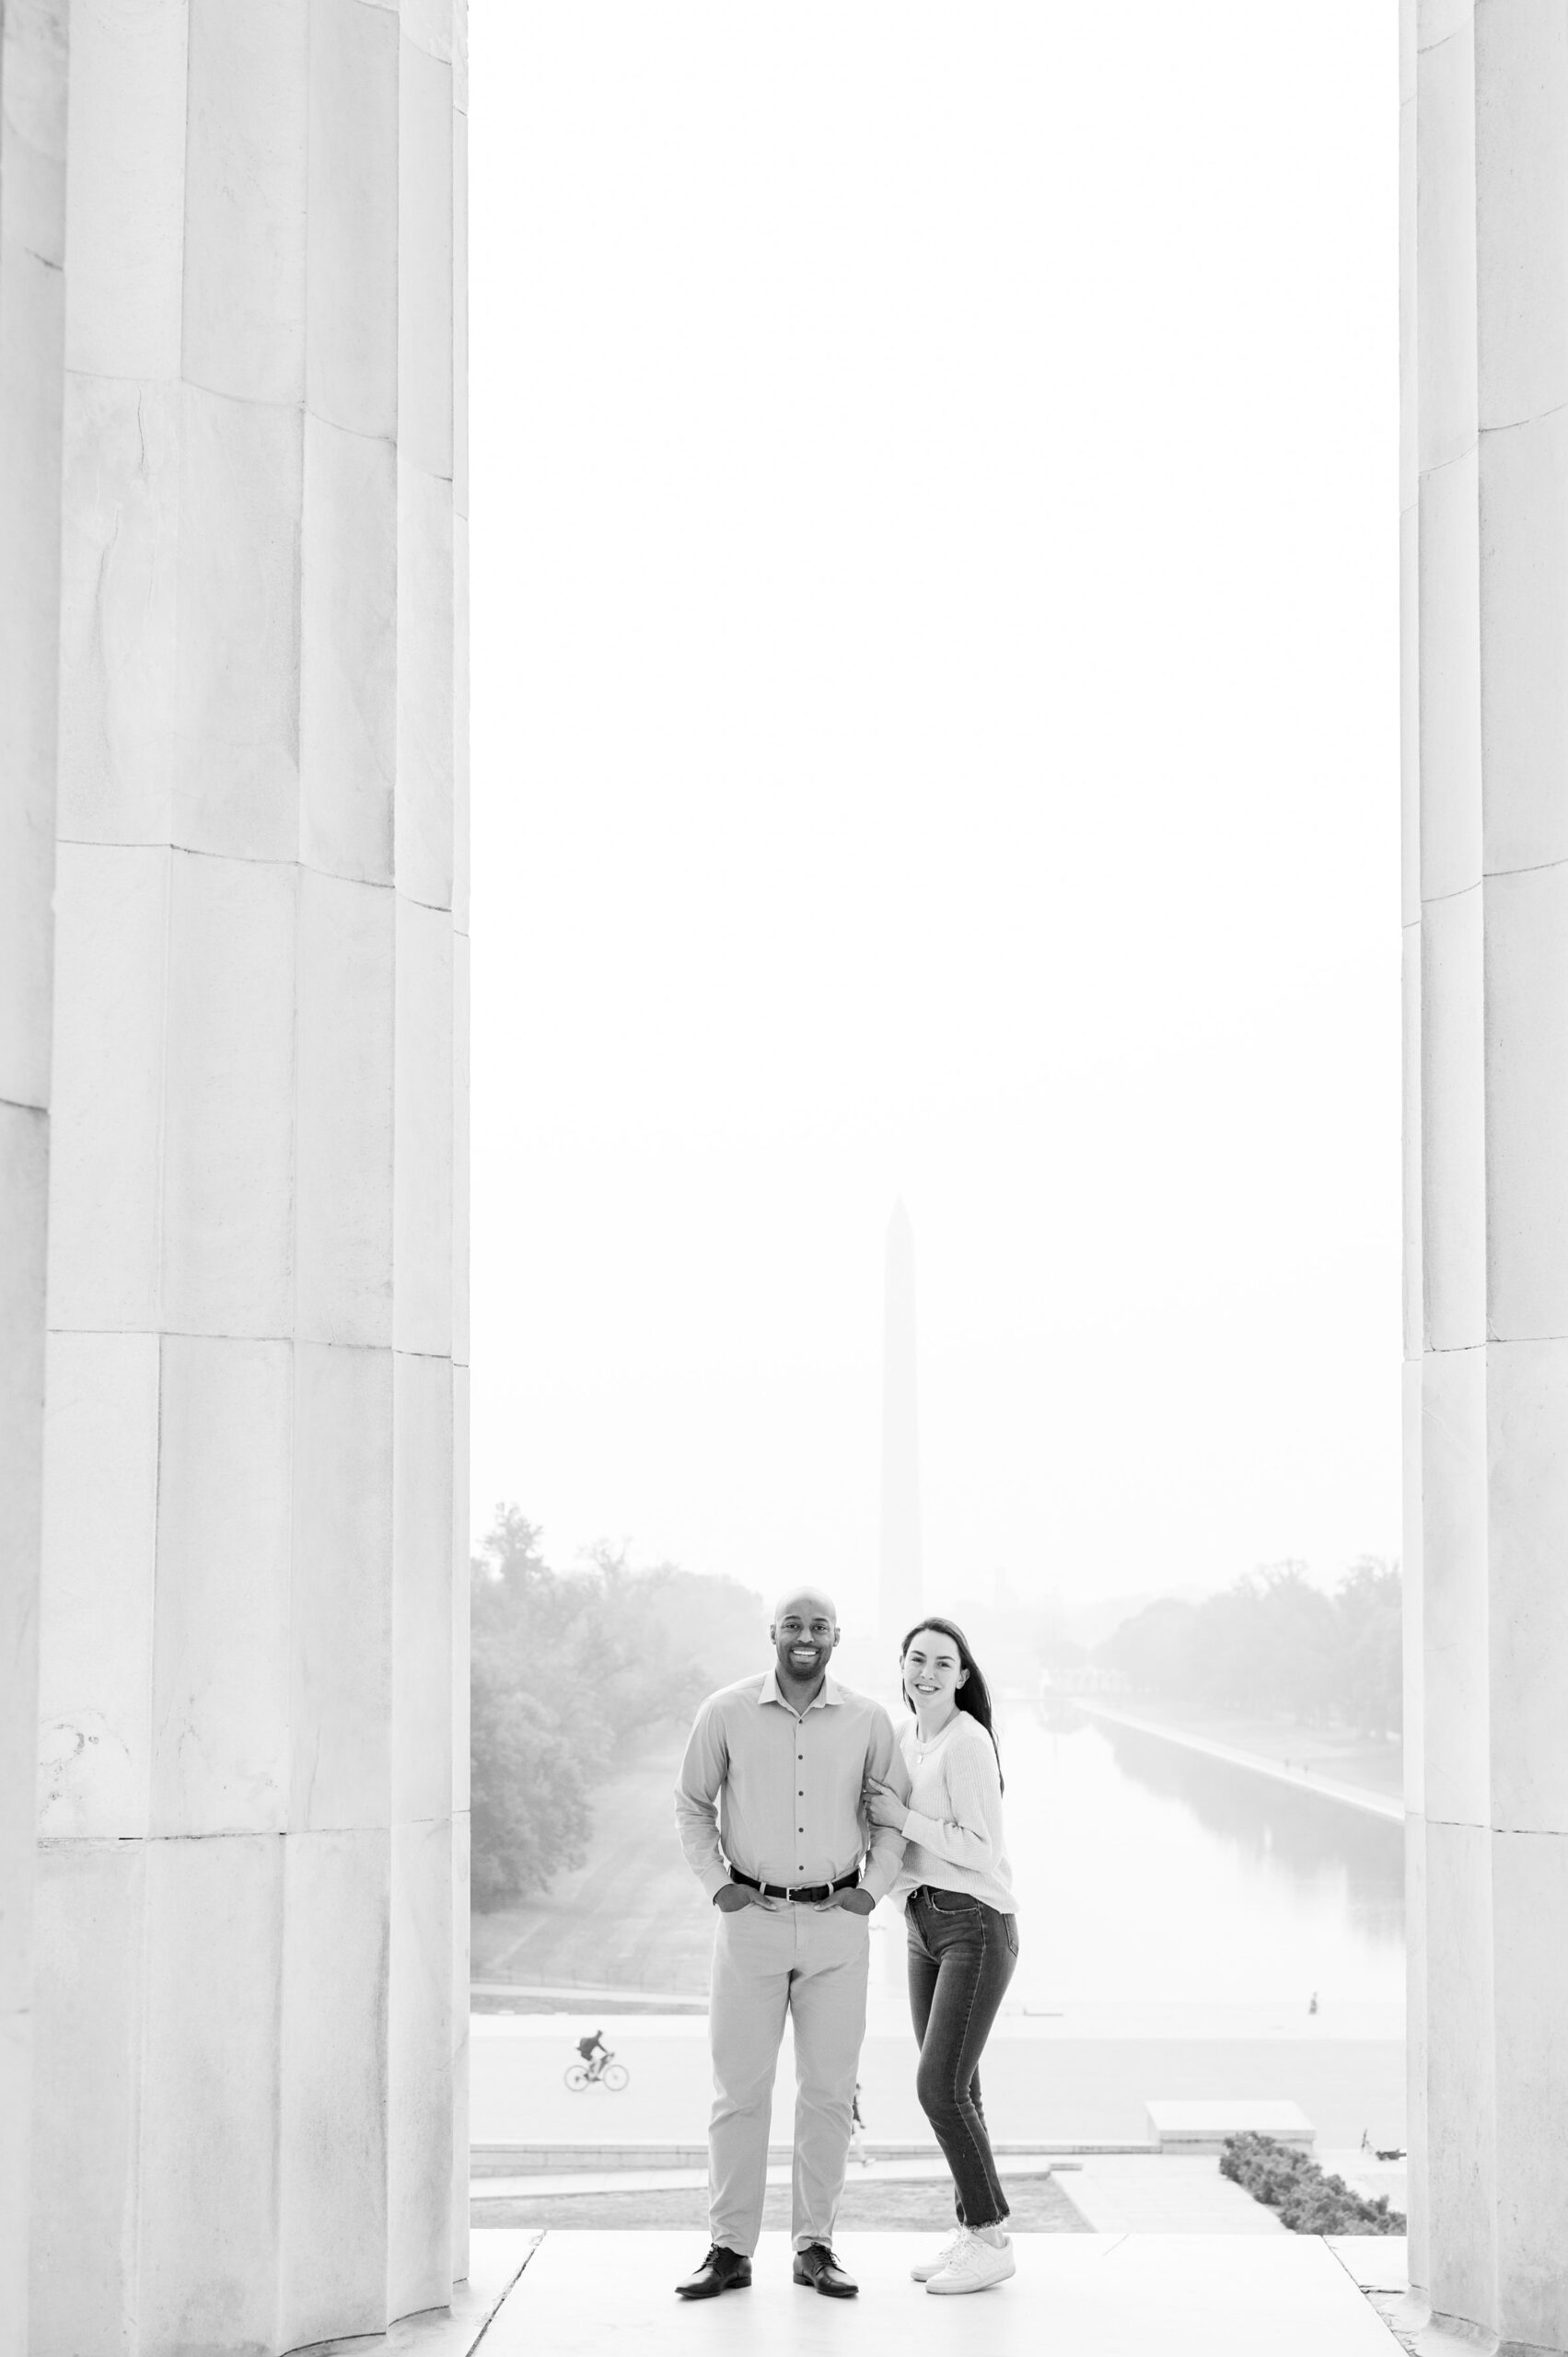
top-left (729, 1867), bottom-right (861, 1903)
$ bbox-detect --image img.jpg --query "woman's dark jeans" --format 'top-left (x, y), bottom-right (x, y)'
top-left (906, 1886), bottom-right (1019, 2228)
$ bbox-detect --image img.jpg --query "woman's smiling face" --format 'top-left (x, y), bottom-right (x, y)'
top-left (901, 1627), bottom-right (968, 1713)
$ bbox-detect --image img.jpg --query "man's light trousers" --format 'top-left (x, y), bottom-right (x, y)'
top-left (707, 1897), bottom-right (870, 2255)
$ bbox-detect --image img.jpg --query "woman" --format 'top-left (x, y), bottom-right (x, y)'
top-left (865, 1617), bottom-right (1018, 2295)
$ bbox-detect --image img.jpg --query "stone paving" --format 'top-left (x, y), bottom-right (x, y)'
top-left (311, 2226), bottom-right (1410, 2356)
top-left (474, 2230), bottom-right (1406, 2354)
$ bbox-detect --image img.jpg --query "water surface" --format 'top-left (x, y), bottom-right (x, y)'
top-left (986, 1713), bottom-right (1404, 2005)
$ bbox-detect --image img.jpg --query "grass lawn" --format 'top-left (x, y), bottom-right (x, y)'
top-left (473, 2173), bottom-right (1086, 2233)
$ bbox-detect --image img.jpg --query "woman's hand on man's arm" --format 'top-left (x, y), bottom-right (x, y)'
top-left (864, 1775), bottom-right (908, 1831)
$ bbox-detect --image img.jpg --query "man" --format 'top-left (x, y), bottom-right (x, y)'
top-left (672, 1587), bottom-right (909, 2302)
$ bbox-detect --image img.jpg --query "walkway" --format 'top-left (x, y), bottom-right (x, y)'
top-left (1074, 1702), bottom-right (1404, 1823)
top-left (403, 2229), bottom-right (1406, 2355)
top-left (471, 2003), bottom-right (1408, 2153)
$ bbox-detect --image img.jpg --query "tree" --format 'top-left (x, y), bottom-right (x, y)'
top-left (1338, 1557), bottom-right (1402, 1736)
top-left (470, 1511), bottom-right (603, 1902)
top-left (470, 1679), bottom-right (593, 1906)
top-left (1095, 1557), bottom-right (1402, 1734)
top-left (469, 1507), bottom-right (767, 1909)
top-left (1102, 1596), bottom-right (1202, 1695)
top-left (1248, 1563), bottom-right (1341, 1723)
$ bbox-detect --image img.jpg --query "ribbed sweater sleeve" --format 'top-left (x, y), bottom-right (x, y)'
top-left (901, 1722), bottom-right (1004, 1871)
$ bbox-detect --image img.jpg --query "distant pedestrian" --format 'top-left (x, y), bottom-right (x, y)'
top-left (865, 1618), bottom-right (1019, 2297)
top-left (672, 1586), bottom-right (909, 2303)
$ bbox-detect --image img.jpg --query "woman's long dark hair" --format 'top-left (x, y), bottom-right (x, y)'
top-left (898, 1617), bottom-right (1004, 1794)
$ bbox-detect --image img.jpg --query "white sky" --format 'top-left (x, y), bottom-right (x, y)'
top-left (469, 3), bottom-right (1400, 1632)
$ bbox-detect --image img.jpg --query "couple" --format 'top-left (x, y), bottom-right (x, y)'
top-left (672, 1585), bottom-right (1017, 2302)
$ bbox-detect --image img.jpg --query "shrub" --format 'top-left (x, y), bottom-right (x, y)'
top-left (1219, 2131), bottom-right (1405, 2235)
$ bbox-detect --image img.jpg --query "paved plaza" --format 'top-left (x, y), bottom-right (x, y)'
top-left (366, 2228), bottom-right (1407, 2356)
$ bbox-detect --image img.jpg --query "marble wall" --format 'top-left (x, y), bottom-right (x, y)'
top-left (1404, 3), bottom-right (1568, 2350)
top-left (0, 4), bottom-right (68, 2351)
top-left (6, 3), bottom-right (469, 2351)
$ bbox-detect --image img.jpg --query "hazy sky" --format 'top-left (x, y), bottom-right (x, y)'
top-left (469, 4), bottom-right (1399, 1631)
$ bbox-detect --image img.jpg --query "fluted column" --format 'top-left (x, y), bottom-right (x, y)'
top-left (28, 3), bottom-right (467, 2351)
top-left (1406, 4), bottom-right (1568, 2351)
top-left (451, 0), bottom-right (471, 2289)
top-left (0, 3), bottom-right (67, 2350)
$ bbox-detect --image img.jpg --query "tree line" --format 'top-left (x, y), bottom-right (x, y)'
top-left (1093, 1558), bottom-right (1401, 1735)
top-left (470, 1505), bottom-right (766, 1908)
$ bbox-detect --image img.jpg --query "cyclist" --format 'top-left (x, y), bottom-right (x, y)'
top-left (576, 2029), bottom-right (610, 2078)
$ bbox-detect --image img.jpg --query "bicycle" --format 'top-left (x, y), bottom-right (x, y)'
top-left (564, 2051), bottom-right (629, 2092)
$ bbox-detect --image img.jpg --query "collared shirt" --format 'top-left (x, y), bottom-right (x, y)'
top-left (675, 1666), bottom-right (910, 1902)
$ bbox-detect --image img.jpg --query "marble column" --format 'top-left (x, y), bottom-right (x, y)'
top-left (27, 2), bottom-right (468, 2351)
top-left (0, 5), bottom-right (67, 2352)
top-left (1405, 4), bottom-right (1568, 2351)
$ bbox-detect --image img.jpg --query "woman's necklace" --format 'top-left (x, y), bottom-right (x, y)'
top-left (913, 1706), bottom-right (958, 1755)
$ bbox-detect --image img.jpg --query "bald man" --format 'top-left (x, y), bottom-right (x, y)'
top-left (673, 1588), bottom-right (909, 2301)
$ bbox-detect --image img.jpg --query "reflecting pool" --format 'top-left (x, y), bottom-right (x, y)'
top-left (992, 1712), bottom-right (1404, 2005)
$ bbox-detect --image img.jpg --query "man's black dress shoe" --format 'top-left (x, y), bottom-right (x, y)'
top-left (793, 2243), bottom-right (858, 2298)
top-left (674, 2245), bottom-right (752, 2300)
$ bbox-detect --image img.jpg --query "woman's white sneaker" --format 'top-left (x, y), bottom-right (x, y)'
top-left (925, 2229), bottom-right (1016, 2295)
top-left (909, 2226), bottom-right (968, 2282)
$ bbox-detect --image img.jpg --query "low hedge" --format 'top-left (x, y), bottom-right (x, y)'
top-left (1219, 2131), bottom-right (1406, 2235)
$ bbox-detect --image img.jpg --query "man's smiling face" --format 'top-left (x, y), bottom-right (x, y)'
top-left (771, 1589), bottom-right (839, 1686)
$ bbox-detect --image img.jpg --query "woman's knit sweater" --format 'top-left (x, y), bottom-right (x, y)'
top-left (889, 1708), bottom-right (1015, 1916)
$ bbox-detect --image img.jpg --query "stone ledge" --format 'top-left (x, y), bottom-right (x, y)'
top-left (1146, 2099), bottom-right (1316, 2152)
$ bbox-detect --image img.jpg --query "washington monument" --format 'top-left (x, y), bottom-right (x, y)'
top-left (878, 1199), bottom-right (923, 1650)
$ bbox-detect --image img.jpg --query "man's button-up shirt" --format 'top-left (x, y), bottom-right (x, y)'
top-left (675, 1666), bottom-right (910, 1903)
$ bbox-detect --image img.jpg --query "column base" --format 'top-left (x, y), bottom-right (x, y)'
top-left (1413, 2309), bottom-right (1500, 2356)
